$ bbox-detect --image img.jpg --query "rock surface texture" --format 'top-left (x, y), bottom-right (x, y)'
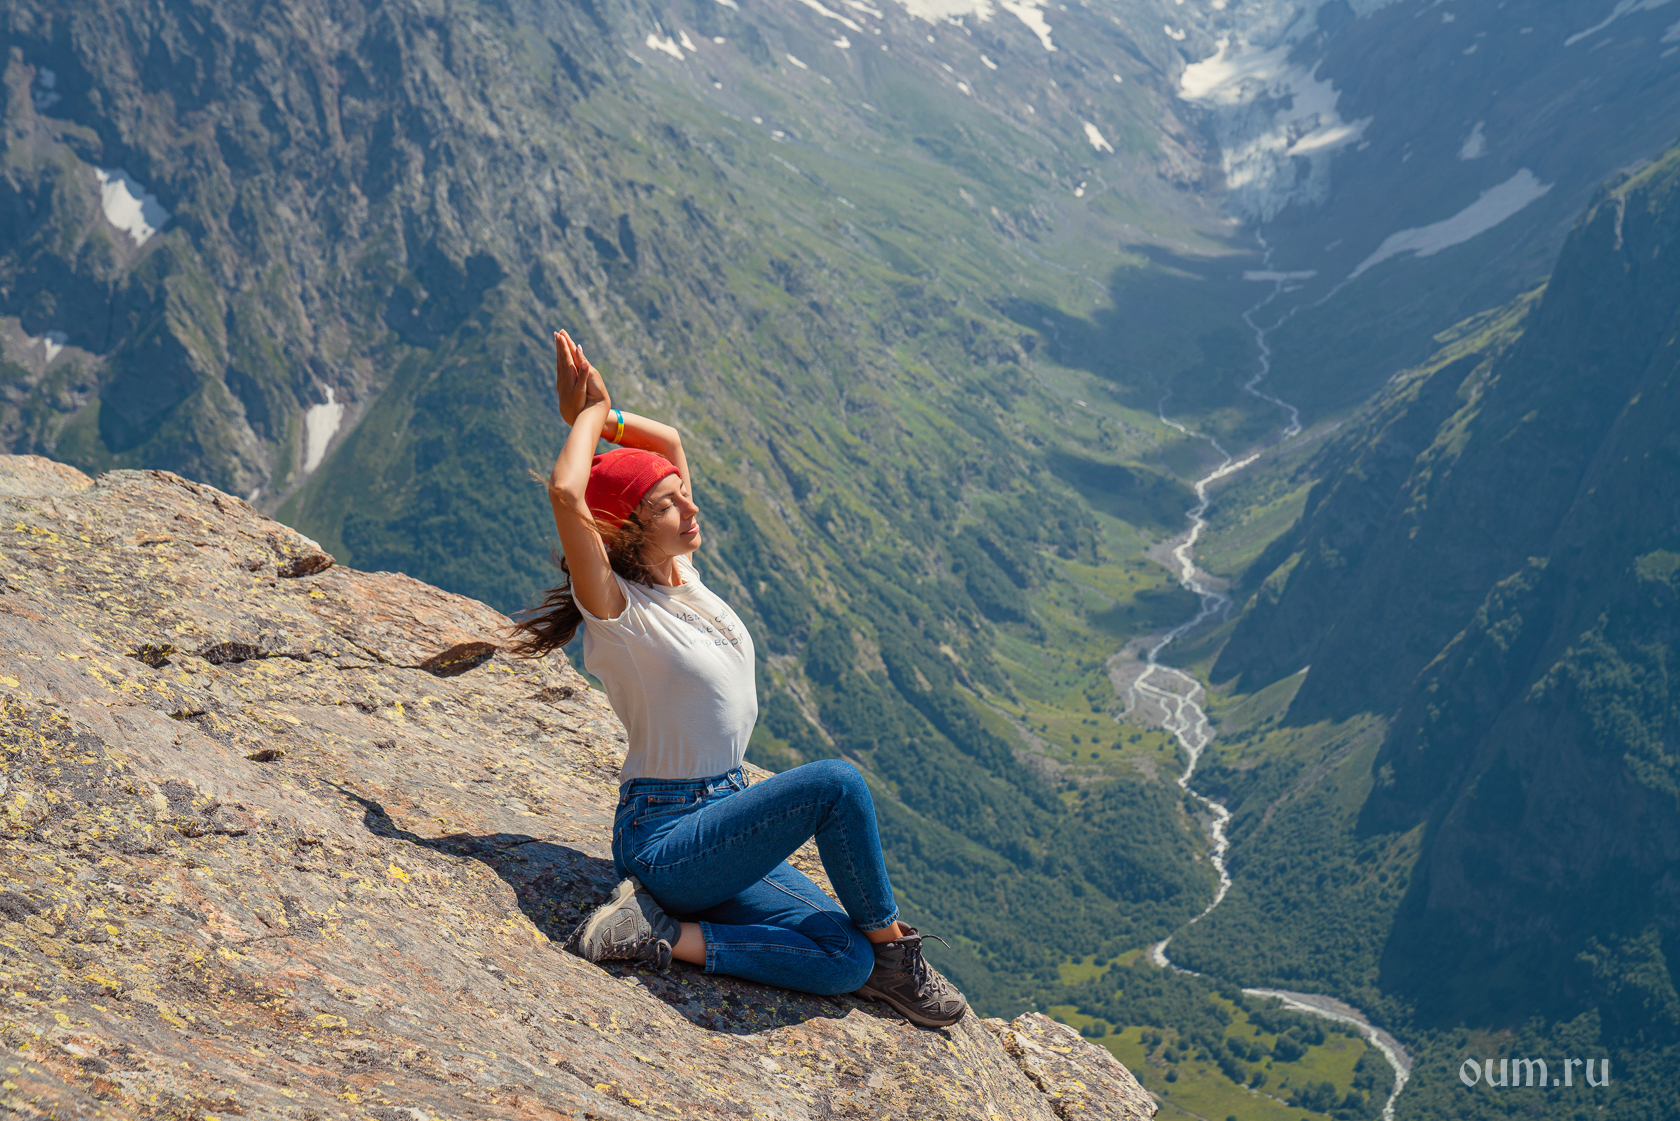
top-left (0, 455), bottom-right (1156, 1121)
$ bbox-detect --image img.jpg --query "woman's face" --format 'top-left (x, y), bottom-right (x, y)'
top-left (635, 474), bottom-right (702, 562)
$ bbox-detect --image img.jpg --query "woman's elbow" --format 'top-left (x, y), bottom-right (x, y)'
top-left (549, 483), bottom-right (588, 515)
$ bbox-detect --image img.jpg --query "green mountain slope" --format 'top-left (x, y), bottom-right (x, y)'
top-left (9, 0), bottom-right (1680, 1075)
top-left (0, 0), bottom-right (1251, 1016)
top-left (1175, 143), bottom-right (1680, 1118)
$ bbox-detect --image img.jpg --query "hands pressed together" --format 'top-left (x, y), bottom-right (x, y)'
top-left (555, 329), bottom-right (609, 424)
top-left (544, 326), bottom-right (693, 603)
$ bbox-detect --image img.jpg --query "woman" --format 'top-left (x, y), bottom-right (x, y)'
top-left (508, 330), bottom-right (967, 1028)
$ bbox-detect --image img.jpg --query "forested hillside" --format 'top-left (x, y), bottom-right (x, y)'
top-left (7, 0), bottom-right (1680, 1110)
top-left (1173, 143), bottom-right (1680, 1119)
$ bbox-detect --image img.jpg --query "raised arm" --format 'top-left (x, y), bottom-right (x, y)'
top-left (548, 332), bottom-right (627, 620)
top-left (551, 330), bottom-right (694, 501)
top-left (615, 414), bottom-right (692, 506)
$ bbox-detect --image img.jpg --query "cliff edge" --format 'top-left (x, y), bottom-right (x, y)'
top-left (0, 456), bottom-right (1156, 1121)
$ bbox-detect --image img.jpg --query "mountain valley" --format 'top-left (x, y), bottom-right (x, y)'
top-left (4, 0), bottom-right (1680, 1115)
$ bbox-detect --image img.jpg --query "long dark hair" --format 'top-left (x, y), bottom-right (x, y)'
top-left (506, 515), bottom-right (658, 658)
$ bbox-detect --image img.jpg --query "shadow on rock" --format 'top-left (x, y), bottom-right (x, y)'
top-left (343, 789), bottom-right (890, 1036)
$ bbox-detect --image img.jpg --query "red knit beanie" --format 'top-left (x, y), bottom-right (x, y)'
top-left (585, 448), bottom-right (680, 528)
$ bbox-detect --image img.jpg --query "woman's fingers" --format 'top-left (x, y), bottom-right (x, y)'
top-left (565, 338), bottom-right (584, 395)
top-left (555, 331), bottom-right (584, 423)
top-left (554, 331), bottom-right (609, 417)
top-left (571, 365), bottom-right (588, 413)
top-left (585, 365), bottom-right (610, 409)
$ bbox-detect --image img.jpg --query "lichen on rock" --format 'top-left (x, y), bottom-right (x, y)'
top-left (0, 454), bottom-right (1155, 1120)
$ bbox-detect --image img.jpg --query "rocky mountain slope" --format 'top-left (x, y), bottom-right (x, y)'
top-left (1171, 142), bottom-right (1680, 1118)
top-left (0, 453), bottom-right (1157, 1121)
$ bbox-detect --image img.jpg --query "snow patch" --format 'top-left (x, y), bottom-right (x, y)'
top-left (843, 0), bottom-right (884, 14)
top-left (1566, 0), bottom-right (1677, 45)
top-left (834, 35), bottom-right (852, 47)
top-left (645, 32), bottom-right (684, 58)
top-left (1244, 269), bottom-right (1317, 280)
top-left (714, 0), bottom-right (740, 10)
top-left (1180, 39), bottom-right (1371, 221)
top-left (28, 331), bottom-right (68, 362)
top-left (1350, 169), bottom-right (1552, 278)
top-left (1083, 121), bottom-right (1114, 152)
top-left (679, 30), bottom-right (699, 50)
top-left (915, 0), bottom-right (1061, 50)
top-left (786, 52), bottom-right (809, 68)
top-left (1664, 17), bottom-right (1680, 38)
top-left (1459, 120), bottom-right (1486, 160)
top-left (794, 0), bottom-right (864, 31)
top-left (1287, 121), bottom-right (1364, 156)
top-left (981, 54), bottom-right (998, 68)
top-left (998, 0), bottom-right (1056, 50)
top-left (303, 388), bottom-right (345, 474)
top-left (896, 0), bottom-right (990, 22)
top-left (94, 169), bottom-right (170, 246)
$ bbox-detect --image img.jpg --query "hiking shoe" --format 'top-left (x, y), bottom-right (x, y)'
top-left (855, 927), bottom-right (968, 1027)
top-left (566, 877), bottom-right (680, 969)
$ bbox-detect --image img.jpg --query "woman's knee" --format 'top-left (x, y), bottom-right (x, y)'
top-left (799, 935), bottom-right (876, 996)
top-left (838, 934), bottom-right (877, 993)
top-left (802, 757), bottom-right (867, 800)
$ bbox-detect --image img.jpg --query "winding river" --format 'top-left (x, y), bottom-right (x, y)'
top-left (1115, 271), bottom-right (1412, 1120)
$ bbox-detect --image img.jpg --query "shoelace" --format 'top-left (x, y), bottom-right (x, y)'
top-left (896, 931), bottom-right (951, 998)
top-left (609, 934), bottom-right (668, 962)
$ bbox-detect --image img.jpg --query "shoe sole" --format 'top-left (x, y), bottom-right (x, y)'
top-left (568, 877), bottom-right (642, 961)
top-left (854, 983), bottom-right (967, 1028)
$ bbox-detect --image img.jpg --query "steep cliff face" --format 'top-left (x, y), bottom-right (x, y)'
top-left (1371, 147), bottom-right (1680, 1026)
top-left (0, 0), bottom-right (1211, 600)
top-left (1183, 145), bottom-right (1680, 1045)
top-left (0, 0), bottom-right (658, 509)
top-left (0, 454), bottom-right (1156, 1121)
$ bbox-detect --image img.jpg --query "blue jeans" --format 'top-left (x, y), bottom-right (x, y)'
top-left (611, 758), bottom-right (899, 995)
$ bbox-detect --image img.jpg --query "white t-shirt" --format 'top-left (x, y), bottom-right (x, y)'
top-left (579, 555), bottom-right (758, 784)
